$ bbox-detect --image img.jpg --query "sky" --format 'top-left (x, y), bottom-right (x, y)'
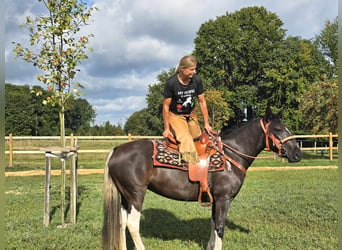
top-left (5, 0), bottom-right (338, 126)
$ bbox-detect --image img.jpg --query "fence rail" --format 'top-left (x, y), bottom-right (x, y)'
top-left (5, 133), bottom-right (338, 167)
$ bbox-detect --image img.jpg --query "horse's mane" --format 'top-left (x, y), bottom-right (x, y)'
top-left (219, 118), bottom-right (260, 137)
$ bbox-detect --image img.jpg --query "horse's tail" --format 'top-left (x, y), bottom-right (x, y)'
top-left (102, 148), bottom-right (121, 250)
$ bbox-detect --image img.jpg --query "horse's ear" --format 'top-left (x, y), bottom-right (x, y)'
top-left (264, 106), bottom-right (273, 122)
top-left (277, 109), bottom-right (284, 120)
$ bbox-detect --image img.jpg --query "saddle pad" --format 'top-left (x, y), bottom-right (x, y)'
top-left (152, 140), bottom-right (225, 172)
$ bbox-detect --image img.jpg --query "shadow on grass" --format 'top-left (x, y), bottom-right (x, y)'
top-left (49, 185), bottom-right (87, 224)
top-left (124, 208), bottom-right (249, 249)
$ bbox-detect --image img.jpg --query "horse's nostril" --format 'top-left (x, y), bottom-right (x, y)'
top-left (294, 150), bottom-right (302, 161)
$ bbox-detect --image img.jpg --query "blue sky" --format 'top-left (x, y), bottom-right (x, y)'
top-left (5, 0), bottom-right (338, 125)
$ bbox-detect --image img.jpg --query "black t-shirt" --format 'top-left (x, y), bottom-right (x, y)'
top-left (163, 74), bottom-right (204, 115)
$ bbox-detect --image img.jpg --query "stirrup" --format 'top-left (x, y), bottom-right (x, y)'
top-left (198, 185), bottom-right (213, 207)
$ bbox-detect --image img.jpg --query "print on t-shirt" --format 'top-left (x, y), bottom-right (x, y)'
top-left (164, 74), bottom-right (203, 115)
top-left (175, 89), bottom-right (196, 113)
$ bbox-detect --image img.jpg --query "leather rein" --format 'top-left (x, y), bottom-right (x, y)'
top-left (209, 118), bottom-right (296, 175)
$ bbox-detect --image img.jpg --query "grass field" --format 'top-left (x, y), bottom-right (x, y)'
top-left (5, 169), bottom-right (337, 249)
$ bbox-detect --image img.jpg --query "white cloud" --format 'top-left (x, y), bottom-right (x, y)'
top-left (5, 0), bottom-right (338, 125)
top-left (90, 96), bottom-right (146, 125)
top-left (92, 96), bottom-right (145, 112)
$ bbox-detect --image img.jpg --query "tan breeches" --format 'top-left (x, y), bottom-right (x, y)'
top-left (169, 112), bottom-right (201, 164)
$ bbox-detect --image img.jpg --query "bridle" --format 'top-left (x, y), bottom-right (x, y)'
top-left (208, 118), bottom-right (296, 175)
top-left (259, 118), bottom-right (296, 155)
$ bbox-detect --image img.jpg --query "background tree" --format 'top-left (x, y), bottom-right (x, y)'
top-left (258, 37), bottom-right (326, 132)
top-left (193, 6), bottom-right (329, 132)
top-left (5, 84), bottom-right (35, 135)
top-left (124, 109), bottom-right (157, 135)
top-left (65, 98), bottom-right (96, 134)
top-left (314, 18), bottom-right (338, 78)
top-left (193, 6), bottom-right (286, 124)
top-left (199, 89), bottom-right (233, 131)
top-left (5, 84), bottom-right (60, 136)
top-left (12, 0), bottom-right (97, 147)
top-left (30, 85), bottom-right (60, 135)
top-left (299, 80), bottom-right (337, 134)
top-left (5, 83), bottom-right (95, 136)
top-left (297, 17), bottom-right (338, 134)
top-left (88, 122), bottom-right (125, 136)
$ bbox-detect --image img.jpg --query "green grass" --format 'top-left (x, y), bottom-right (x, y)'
top-left (5, 169), bottom-right (337, 249)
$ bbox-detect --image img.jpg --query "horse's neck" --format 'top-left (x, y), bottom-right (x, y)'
top-left (220, 120), bottom-right (265, 166)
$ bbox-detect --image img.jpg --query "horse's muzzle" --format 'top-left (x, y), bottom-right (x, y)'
top-left (285, 147), bottom-right (302, 163)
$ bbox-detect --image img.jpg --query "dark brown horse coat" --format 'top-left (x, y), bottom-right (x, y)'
top-left (103, 108), bottom-right (302, 250)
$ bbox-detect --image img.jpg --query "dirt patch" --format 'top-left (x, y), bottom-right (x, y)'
top-left (5, 190), bottom-right (24, 195)
top-left (5, 166), bottom-right (337, 177)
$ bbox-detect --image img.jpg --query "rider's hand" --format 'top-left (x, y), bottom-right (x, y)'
top-left (204, 124), bottom-right (214, 134)
top-left (162, 129), bottom-right (173, 138)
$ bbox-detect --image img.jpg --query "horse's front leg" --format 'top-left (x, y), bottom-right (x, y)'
top-left (207, 199), bottom-right (230, 250)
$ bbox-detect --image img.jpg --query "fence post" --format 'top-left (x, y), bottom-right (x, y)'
top-left (70, 133), bottom-right (74, 146)
top-left (9, 133), bottom-right (13, 167)
top-left (128, 133), bottom-right (132, 141)
top-left (329, 132), bottom-right (333, 161)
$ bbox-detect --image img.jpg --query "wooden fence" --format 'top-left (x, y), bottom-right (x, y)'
top-left (4, 133), bottom-right (338, 167)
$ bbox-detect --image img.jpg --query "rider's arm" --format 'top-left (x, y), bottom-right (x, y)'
top-left (162, 98), bottom-right (172, 138)
top-left (198, 94), bottom-right (213, 132)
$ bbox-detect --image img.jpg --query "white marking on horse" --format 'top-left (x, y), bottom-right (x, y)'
top-left (120, 206), bottom-right (145, 250)
top-left (207, 219), bottom-right (223, 250)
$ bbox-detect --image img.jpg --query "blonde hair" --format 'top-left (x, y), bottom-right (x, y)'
top-left (176, 55), bottom-right (197, 73)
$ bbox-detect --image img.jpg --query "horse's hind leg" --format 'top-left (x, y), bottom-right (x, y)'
top-left (127, 206), bottom-right (145, 250)
top-left (119, 204), bottom-right (145, 250)
top-left (119, 207), bottom-right (128, 250)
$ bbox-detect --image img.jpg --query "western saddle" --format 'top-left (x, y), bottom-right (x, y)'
top-left (165, 131), bottom-right (217, 206)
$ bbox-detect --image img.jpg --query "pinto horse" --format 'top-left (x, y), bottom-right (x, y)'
top-left (102, 108), bottom-right (302, 250)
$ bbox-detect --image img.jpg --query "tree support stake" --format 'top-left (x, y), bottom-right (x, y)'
top-left (40, 147), bottom-right (79, 227)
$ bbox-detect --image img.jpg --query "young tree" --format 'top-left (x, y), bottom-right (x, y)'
top-left (12, 0), bottom-right (97, 147)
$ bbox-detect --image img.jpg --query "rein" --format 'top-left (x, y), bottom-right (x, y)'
top-left (208, 118), bottom-right (296, 174)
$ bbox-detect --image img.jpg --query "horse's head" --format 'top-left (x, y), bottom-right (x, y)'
top-left (262, 107), bottom-right (302, 163)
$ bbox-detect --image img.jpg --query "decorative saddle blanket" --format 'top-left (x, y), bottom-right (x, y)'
top-left (152, 140), bottom-right (225, 172)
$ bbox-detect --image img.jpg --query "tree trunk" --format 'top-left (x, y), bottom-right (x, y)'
top-left (59, 111), bottom-right (65, 148)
